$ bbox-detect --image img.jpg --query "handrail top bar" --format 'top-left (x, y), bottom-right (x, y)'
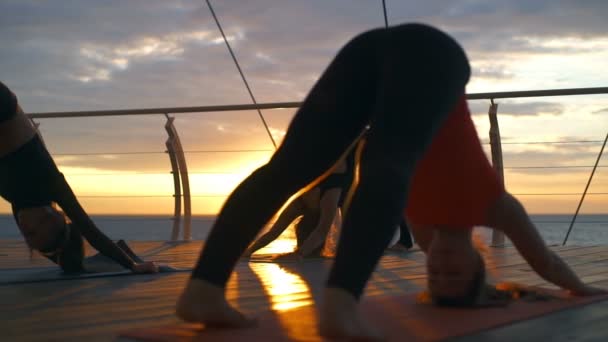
top-left (28, 86), bottom-right (608, 119)
top-left (467, 87), bottom-right (608, 100)
top-left (28, 101), bottom-right (303, 119)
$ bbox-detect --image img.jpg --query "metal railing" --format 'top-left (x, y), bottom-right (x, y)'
top-left (27, 86), bottom-right (608, 244)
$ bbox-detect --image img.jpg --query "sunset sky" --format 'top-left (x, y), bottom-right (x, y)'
top-left (1, 0), bottom-right (607, 215)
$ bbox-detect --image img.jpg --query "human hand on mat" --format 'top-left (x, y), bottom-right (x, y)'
top-left (132, 261), bottom-right (159, 274)
top-left (569, 285), bottom-right (607, 297)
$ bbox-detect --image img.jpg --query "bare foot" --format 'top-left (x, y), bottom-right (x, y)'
top-left (176, 278), bottom-right (256, 328)
top-left (319, 288), bottom-right (386, 341)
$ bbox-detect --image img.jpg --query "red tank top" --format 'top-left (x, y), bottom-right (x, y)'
top-left (405, 96), bottom-right (504, 226)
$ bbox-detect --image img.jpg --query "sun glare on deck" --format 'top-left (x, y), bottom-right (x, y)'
top-left (250, 263), bottom-right (312, 312)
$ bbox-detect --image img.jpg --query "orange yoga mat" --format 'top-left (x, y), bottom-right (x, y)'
top-left (120, 291), bottom-right (608, 341)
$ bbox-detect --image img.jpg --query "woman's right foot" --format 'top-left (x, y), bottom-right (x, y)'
top-left (319, 288), bottom-right (386, 341)
top-left (176, 279), bottom-right (256, 328)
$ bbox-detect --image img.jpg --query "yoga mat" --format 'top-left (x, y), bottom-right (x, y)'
top-left (119, 289), bottom-right (608, 341)
top-left (0, 240), bottom-right (191, 285)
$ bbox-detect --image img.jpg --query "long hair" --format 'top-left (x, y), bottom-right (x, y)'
top-left (432, 250), bottom-right (486, 307)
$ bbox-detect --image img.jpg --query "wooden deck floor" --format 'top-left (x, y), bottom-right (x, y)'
top-left (1, 241), bottom-right (608, 341)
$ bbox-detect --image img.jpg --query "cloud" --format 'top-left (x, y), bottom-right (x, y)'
top-left (593, 108), bottom-right (608, 114)
top-left (3, 0), bottom-right (608, 110)
top-left (472, 63), bottom-right (515, 80)
top-left (496, 101), bottom-right (564, 116)
top-left (468, 100), bottom-right (564, 116)
top-left (389, 1), bottom-right (608, 49)
top-left (498, 139), bottom-right (606, 175)
top-left (71, 30), bottom-right (228, 82)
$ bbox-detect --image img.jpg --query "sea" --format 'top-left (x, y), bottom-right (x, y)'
top-left (1, 214), bottom-right (607, 246)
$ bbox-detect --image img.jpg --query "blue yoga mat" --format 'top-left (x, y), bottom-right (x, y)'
top-left (0, 240), bottom-right (191, 285)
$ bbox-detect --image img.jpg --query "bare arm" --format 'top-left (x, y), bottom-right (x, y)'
top-left (53, 175), bottom-right (138, 270)
top-left (488, 192), bottom-right (601, 295)
top-left (244, 197), bottom-right (304, 255)
top-left (298, 189), bottom-right (341, 257)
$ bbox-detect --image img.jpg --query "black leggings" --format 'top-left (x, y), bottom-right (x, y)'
top-left (192, 23), bottom-right (470, 299)
top-left (0, 81), bottom-right (18, 123)
top-left (398, 219), bottom-right (414, 249)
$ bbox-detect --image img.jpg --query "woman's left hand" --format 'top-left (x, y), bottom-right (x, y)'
top-left (132, 261), bottom-right (159, 274)
top-left (569, 285), bottom-right (608, 297)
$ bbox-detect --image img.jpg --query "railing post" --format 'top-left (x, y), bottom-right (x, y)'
top-left (164, 114), bottom-right (192, 240)
top-left (488, 99), bottom-right (506, 246)
top-left (165, 117), bottom-right (182, 241)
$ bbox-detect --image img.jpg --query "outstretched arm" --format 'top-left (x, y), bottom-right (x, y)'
top-left (53, 174), bottom-right (156, 273)
top-left (488, 192), bottom-right (604, 296)
top-left (243, 196), bottom-right (304, 256)
top-left (298, 189), bottom-right (341, 257)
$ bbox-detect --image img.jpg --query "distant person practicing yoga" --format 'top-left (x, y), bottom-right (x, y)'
top-left (0, 81), bottom-right (158, 274)
top-left (387, 218), bottom-right (413, 251)
top-left (404, 95), bottom-right (605, 307)
top-left (243, 150), bottom-right (355, 258)
top-left (177, 23), bottom-right (473, 340)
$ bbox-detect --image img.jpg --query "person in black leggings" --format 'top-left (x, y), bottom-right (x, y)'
top-left (388, 218), bottom-right (414, 251)
top-left (243, 149), bottom-right (355, 258)
top-left (177, 23), bottom-right (470, 340)
top-left (0, 81), bottom-right (157, 274)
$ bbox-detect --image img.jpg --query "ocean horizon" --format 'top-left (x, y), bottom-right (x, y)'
top-left (1, 213), bottom-right (607, 246)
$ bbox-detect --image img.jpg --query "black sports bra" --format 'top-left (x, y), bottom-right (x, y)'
top-left (0, 135), bottom-right (58, 211)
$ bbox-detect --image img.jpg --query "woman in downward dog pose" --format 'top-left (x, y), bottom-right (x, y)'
top-left (387, 219), bottom-right (414, 251)
top-left (403, 95), bottom-right (605, 306)
top-left (0, 81), bottom-right (157, 274)
top-left (177, 23), bottom-right (471, 340)
top-left (243, 150), bottom-right (355, 258)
